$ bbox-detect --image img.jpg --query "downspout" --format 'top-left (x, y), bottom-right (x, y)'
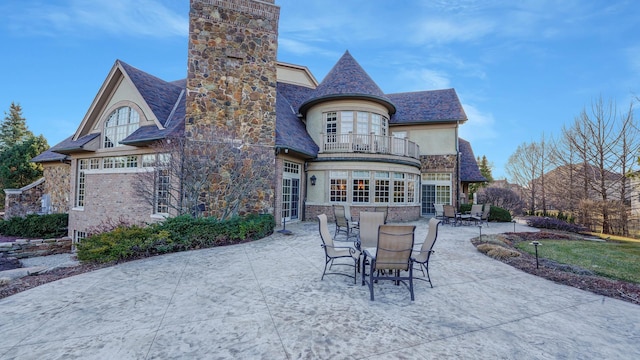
top-left (455, 120), bottom-right (460, 209)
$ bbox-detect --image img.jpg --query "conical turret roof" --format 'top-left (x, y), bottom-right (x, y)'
top-left (299, 51), bottom-right (395, 114)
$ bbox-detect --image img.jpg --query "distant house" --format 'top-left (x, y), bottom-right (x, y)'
top-left (23, 0), bottom-right (485, 242)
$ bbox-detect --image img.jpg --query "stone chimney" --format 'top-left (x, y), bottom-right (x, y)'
top-left (186, 0), bottom-right (280, 217)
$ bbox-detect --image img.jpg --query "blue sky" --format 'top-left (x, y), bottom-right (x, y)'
top-left (1, 0), bottom-right (638, 179)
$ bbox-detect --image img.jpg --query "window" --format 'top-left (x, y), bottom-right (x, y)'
top-left (155, 169), bottom-right (170, 214)
top-left (330, 171), bottom-right (348, 202)
top-left (75, 159), bottom-right (88, 207)
top-left (74, 159), bottom-right (100, 208)
top-left (323, 111), bottom-right (388, 137)
top-left (352, 171), bottom-right (370, 203)
top-left (374, 172), bottom-right (390, 203)
top-left (393, 173), bottom-right (405, 203)
top-left (407, 174), bottom-right (417, 203)
top-left (284, 161), bottom-right (300, 174)
top-left (104, 106), bottom-right (140, 148)
top-left (326, 112), bottom-right (337, 142)
top-left (103, 156), bottom-right (138, 169)
top-left (340, 111), bottom-right (353, 134)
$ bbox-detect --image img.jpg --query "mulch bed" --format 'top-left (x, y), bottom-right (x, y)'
top-left (471, 231), bottom-right (640, 305)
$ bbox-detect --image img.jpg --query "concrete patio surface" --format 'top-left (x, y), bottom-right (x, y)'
top-left (1, 219), bottom-right (639, 359)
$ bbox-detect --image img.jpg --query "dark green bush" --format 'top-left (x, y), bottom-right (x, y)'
top-left (77, 213), bottom-right (275, 264)
top-left (76, 226), bottom-right (173, 263)
top-left (489, 206), bottom-right (512, 222)
top-left (458, 204), bottom-right (511, 222)
top-left (0, 213), bottom-right (68, 238)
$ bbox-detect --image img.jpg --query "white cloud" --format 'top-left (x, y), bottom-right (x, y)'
top-left (458, 103), bottom-right (497, 141)
top-left (7, 0), bottom-right (187, 38)
top-left (391, 67), bottom-right (451, 92)
top-left (412, 18), bottom-right (495, 45)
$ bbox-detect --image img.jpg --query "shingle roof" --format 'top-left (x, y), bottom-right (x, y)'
top-left (118, 61), bottom-right (184, 127)
top-left (30, 136), bottom-right (72, 163)
top-left (299, 51), bottom-right (395, 114)
top-left (49, 133), bottom-right (101, 155)
top-left (459, 138), bottom-right (486, 183)
top-left (275, 85), bottom-right (319, 157)
top-left (387, 89), bottom-right (467, 124)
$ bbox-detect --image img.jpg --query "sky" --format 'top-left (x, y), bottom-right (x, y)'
top-left (0, 0), bottom-right (638, 179)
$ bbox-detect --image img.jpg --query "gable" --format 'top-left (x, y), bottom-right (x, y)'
top-left (73, 61), bottom-right (171, 142)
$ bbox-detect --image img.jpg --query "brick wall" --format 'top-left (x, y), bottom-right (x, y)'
top-left (69, 171), bottom-right (157, 236)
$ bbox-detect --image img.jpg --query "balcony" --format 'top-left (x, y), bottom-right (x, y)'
top-left (319, 133), bottom-right (420, 159)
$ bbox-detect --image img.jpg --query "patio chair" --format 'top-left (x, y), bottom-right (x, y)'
top-left (472, 204), bottom-right (491, 227)
top-left (333, 205), bottom-right (358, 240)
top-left (357, 211), bottom-right (386, 250)
top-left (318, 214), bottom-right (360, 283)
top-left (412, 218), bottom-right (441, 288)
top-left (443, 204), bottom-right (458, 226)
top-left (433, 204), bottom-right (445, 220)
top-left (362, 225), bottom-right (416, 301)
top-left (469, 204), bottom-right (483, 225)
top-left (373, 206), bottom-right (389, 223)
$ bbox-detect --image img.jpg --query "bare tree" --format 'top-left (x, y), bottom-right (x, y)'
top-left (559, 97), bottom-right (638, 234)
top-left (506, 141), bottom-right (542, 214)
top-left (477, 186), bottom-right (525, 215)
top-left (135, 129), bottom-right (273, 220)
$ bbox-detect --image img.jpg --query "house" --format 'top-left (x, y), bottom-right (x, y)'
top-left (23, 0), bottom-right (486, 241)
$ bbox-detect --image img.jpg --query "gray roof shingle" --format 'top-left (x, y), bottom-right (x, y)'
top-left (300, 51), bottom-right (395, 114)
top-left (275, 86), bottom-right (319, 157)
top-left (459, 138), bottom-right (486, 183)
top-left (387, 89), bottom-right (467, 124)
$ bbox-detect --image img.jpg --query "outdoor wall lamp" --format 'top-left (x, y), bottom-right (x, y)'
top-left (310, 175), bottom-right (317, 186)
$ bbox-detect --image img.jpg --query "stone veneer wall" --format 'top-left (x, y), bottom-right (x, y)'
top-left (0, 237), bottom-right (72, 259)
top-left (186, 0), bottom-right (279, 218)
top-left (3, 179), bottom-right (45, 220)
top-left (421, 154), bottom-right (460, 206)
top-left (43, 162), bottom-right (71, 214)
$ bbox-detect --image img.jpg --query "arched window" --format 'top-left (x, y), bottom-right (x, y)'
top-left (104, 107), bottom-right (140, 148)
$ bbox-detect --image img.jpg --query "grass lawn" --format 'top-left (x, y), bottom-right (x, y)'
top-left (515, 239), bottom-right (640, 284)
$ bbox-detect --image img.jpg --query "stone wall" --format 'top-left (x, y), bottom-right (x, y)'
top-left (43, 162), bottom-right (71, 214)
top-left (0, 237), bottom-right (72, 259)
top-left (186, 0), bottom-right (280, 218)
top-left (421, 154), bottom-right (460, 206)
top-left (4, 178), bottom-right (45, 220)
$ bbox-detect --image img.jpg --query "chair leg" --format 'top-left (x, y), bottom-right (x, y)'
top-left (321, 259), bottom-right (330, 280)
top-left (369, 260), bottom-right (375, 301)
top-left (409, 266), bottom-right (415, 301)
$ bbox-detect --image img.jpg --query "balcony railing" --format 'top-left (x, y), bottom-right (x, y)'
top-left (320, 133), bottom-right (420, 159)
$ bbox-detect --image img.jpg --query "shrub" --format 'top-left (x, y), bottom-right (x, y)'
top-left (77, 213), bottom-right (276, 264)
top-left (76, 226), bottom-right (173, 263)
top-left (0, 213), bottom-right (68, 238)
top-left (525, 217), bottom-right (587, 233)
top-left (489, 206), bottom-right (512, 222)
top-left (460, 204), bottom-right (511, 222)
top-left (476, 243), bottom-right (520, 260)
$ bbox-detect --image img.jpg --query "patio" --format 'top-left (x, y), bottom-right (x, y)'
top-left (1, 219), bottom-right (639, 359)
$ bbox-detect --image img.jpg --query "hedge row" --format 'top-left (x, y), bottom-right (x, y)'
top-left (77, 214), bottom-right (275, 263)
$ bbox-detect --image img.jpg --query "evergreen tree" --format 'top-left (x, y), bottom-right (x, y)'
top-left (0, 103), bottom-right (49, 210)
top-left (469, 155), bottom-right (494, 197)
top-left (478, 155), bottom-right (494, 183)
top-left (0, 135), bottom-right (49, 189)
top-left (0, 102), bottom-right (32, 152)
